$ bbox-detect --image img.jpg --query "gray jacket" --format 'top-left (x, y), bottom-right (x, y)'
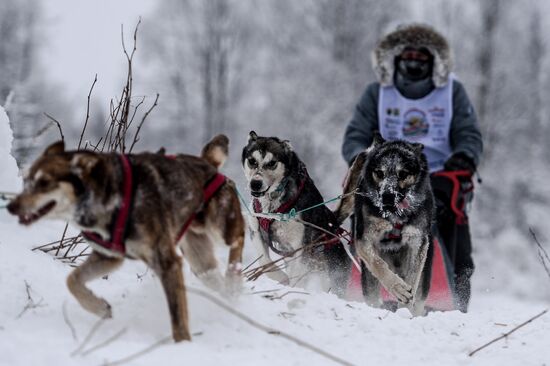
top-left (341, 80), bottom-right (483, 167)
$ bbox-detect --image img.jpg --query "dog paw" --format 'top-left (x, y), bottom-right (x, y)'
top-left (384, 277), bottom-right (413, 304)
top-left (225, 264), bottom-right (243, 296)
top-left (83, 297), bottom-right (112, 319)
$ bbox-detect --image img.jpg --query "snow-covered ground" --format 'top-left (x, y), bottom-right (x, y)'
top-left (0, 108), bottom-right (549, 366)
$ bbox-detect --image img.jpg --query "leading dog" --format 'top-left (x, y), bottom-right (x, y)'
top-left (335, 134), bottom-right (433, 315)
top-left (8, 135), bottom-right (245, 341)
top-left (242, 131), bottom-right (350, 295)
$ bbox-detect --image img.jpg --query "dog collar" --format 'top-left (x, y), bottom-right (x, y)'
top-left (252, 169), bottom-right (308, 256)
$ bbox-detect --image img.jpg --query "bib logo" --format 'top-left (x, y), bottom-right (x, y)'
top-left (403, 108), bottom-right (429, 138)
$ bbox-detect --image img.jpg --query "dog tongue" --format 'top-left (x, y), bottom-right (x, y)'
top-left (398, 199), bottom-right (410, 210)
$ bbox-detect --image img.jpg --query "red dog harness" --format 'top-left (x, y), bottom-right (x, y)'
top-left (82, 154), bottom-right (226, 255)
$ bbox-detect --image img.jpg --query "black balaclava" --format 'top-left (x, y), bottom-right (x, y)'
top-left (394, 47), bottom-right (435, 99)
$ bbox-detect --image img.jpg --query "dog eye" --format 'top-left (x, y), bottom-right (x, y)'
top-left (35, 178), bottom-right (50, 189)
top-left (264, 160), bottom-right (278, 170)
top-left (398, 170), bottom-right (410, 180)
top-left (373, 169), bottom-right (384, 179)
top-left (247, 158), bottom-right (258, 169)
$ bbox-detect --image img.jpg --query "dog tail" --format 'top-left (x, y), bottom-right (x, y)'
top-left (201, 134), bottom-right (229, 169)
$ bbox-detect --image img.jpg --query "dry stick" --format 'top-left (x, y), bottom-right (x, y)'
top-left (187, 286), bottom-right (356, 366)
top-left (16, 280), bottom-right (45, 319)
top-left (102, 336), bottom-right (172, 366)
top-left (55, 223), bottom-right (69, 256)
top-left (126, 96), bottom-right (145, 129)
top-left (62, 302), bottom-right (78, 341)
top-left (469, 309), bottom-right (548, 357)
top-left (529, 227), bottom-right (550, 280)
top-left (44, 113), bottom-right (65, 142)
top-left (79, 74), bottom-right (98, 150)
top-left (129, 93), bottom-right (159, 153)
top-left (71, 316), bottom-right (107, 356)
top-left (80, 327), bottom-right (127, 357)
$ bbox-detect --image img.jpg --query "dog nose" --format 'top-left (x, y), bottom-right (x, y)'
top-left (7, 200), bottom-right (20, 215)
top-left (250, 179), bottom-right (263, 191)
top-left (382, 193), bottom-right (395, 206)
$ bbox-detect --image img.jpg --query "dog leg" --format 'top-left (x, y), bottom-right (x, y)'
top-left (151, 244), bottom-right (191, 342)
top-left (66, 250), bottom-right (123, 318)
top-left (333, 152), bottom-right (367, 224)
top-left (361, 261), bottom-right (383, 307)
top-left (225, 233), bottom-right (244, 295)
top-left (355, 239), bottom-right (413, 304)
top-left (247, 219), bottom-right (289, 285)
top-left (401, 230), bottom-right (430, 316)
top-left (181, 231), bottom-right (225, 292)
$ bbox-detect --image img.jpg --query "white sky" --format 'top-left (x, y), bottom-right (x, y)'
top-left (42, 0), bottom-right (155, 103)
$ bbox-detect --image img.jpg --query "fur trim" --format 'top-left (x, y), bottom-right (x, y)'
top-left (372, 24), bottom-right (452, 87)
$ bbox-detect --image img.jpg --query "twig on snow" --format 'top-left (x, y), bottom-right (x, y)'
top-left (80, 327), bottom-right (127, 357)
top-left (186, 286), bottom-right (356, 366)
top-left (102, 336), bottom-right (172, 366)
top-left (16, 280), bottom-right (46, 319)
top-left (469, 309), bottom-right (548, 357)
top-left (71, 316), bottom-right (107, 356)
top-left (62, 302), bottom-right (78, 341)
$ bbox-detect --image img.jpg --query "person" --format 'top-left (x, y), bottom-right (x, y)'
top-left (341, 24), bottom-right (483, 312)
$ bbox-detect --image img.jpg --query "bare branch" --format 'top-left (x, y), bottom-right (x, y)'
top-left (44, 113), bottom-right (65, 142)
top-left (469, 309), bottom-right (548, 356)
top-left (129, 93), bottom-right (159, 153)
top-left (79, 74), bottom-right (98, 150)
top-left (529, 227), bottom-right (550, 280)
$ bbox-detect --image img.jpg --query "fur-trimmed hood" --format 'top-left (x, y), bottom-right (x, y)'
top-left (372, 24), bottom-right (452, 88)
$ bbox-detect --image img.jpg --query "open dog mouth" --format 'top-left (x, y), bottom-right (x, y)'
top-left (19, 201), bottom-right (56, 225)
top-left (250, 186), bottom-right (270, 198)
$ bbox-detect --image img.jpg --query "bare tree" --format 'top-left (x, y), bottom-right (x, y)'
top-left (476, 0), bottom-right (500, 159)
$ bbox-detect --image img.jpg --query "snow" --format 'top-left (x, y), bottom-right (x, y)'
top-left (0, 107), bottom-right (22, 192)
top-left (0, 108), bottom-right (549, 366)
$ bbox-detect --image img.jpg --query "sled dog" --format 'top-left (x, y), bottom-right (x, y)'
top-left (242, 131), bottom-right (350, 295)
top-left (335, 134), bottom-right (433, 315)
top-left (8, 135), bottom-right (245, 341)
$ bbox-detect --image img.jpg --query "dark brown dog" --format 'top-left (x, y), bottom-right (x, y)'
top-left (8, 135), bottom-right (245, 342)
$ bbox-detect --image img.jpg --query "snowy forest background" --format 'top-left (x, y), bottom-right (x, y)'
top-left (2, 0), bottom-right (550, 302)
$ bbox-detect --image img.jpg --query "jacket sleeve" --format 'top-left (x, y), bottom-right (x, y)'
top-left (341, 83), bottom-right (380, 166)
top-left (449, 81), bottom-right (483, 166)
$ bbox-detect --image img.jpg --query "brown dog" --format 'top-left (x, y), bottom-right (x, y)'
top-left (8, 135), bottom-right (245, 342)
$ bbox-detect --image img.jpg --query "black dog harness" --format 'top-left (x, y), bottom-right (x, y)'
top-left (82, 154), bottom-right (226, 255)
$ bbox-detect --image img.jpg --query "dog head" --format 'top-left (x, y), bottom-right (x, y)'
top-left (7, 141), bottom-right (106, 226)
top-left (361, 134), bottom-right (428, 218)
top-left (241, 131), bottom-right (297, 198)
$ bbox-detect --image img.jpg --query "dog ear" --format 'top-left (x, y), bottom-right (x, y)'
top-left (282, 140), bottom-right (293, 152)
top-left (248, 131), bottom-right (258, 143)
top-left (70, 154), bottom-right (102, 179)
top-left (411, 143), bottom-right (424, 154)
top-left (43, 141), bottom-right (65, 156)
top-left (372, 132), bottom-right (385, 147)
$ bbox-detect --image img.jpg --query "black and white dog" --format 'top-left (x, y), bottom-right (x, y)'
top-left (242, 131), bottom-right (350, 294)
top-left (335, 134), bottom-right (433, 315)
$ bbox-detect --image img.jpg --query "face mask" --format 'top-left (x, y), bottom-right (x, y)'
top-left (396, 58), bottom-right (432, 81)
